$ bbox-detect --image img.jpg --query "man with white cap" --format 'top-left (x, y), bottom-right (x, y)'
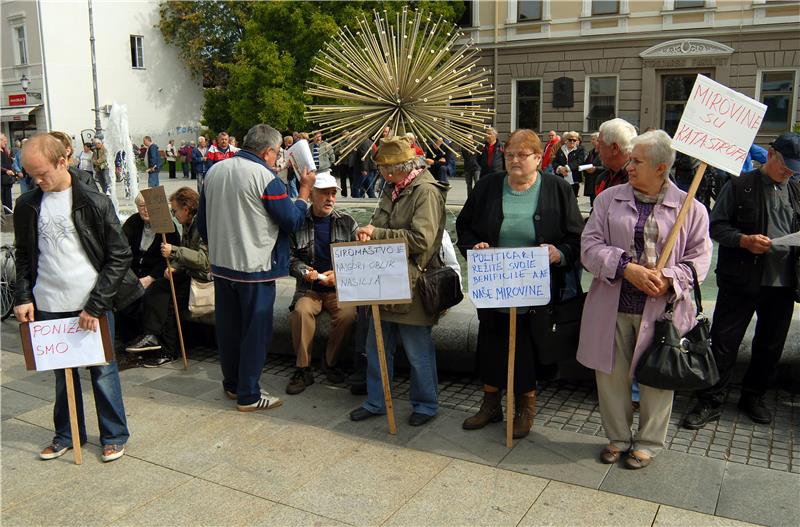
top-left (286, 170), bottom-right (359, 394)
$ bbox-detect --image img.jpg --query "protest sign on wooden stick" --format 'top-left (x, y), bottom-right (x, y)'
top-left (332, 239), bottom-right (412, 435)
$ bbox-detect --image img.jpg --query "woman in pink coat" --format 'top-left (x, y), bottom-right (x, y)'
top-left (577, 130), bottom-right (712, 470)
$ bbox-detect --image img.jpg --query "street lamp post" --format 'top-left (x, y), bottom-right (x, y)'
top-left (88, 0), bottom-right (103, 140)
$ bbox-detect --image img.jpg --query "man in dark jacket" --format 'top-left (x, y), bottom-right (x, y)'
top-left (461, 134), bottom-right (480, 195)
top-left (684, 133), bottom-right (800, 430)
top-left (143, 135), bottom-right (161, 188)
top-left (478, 127), bottom-right (504, 179)
top-left (426, 138), bottom-right (456, 184)
top-left (14, 134), bottom-right (134, 463)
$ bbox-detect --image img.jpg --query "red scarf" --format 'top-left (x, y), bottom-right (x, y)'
top-left (391, 168), bottom-right (423, 201)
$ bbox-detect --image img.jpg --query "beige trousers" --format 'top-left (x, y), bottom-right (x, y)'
top-left (595, 313), bottom-right (674, 457)
top-left (289, 290), bottom-right (357, 369)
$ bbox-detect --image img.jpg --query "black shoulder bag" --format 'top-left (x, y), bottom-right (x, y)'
top-left (635, 262), bottom-right (719, 391)
top-left (415, 254), bottom-right (464, 316)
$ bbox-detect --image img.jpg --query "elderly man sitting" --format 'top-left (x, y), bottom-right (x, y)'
top-left (286, 171), bottom-right (359, 394)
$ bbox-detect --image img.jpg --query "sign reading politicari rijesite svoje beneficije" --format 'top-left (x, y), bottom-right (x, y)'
top-left (467, 247), bottom-right (551, 309)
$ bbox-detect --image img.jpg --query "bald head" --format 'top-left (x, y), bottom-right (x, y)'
top-left (22, 134), bottom-right (71, 192)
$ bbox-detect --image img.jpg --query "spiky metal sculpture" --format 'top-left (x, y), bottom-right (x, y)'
top-left (305, 6), bottom-right (494, 161)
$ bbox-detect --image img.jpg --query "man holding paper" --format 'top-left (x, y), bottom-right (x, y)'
top-left (14, 134), bottom-right (134, 462)
top-left (685, 132), bottom-right (800, 430)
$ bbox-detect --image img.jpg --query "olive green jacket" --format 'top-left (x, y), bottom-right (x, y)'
top-left (171, 217), bottom-right (211, 282)
top-left (370, 169), bottom-right (449, 326)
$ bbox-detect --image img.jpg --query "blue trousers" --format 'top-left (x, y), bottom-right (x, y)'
top-left (38, 310), bottom-right (129, 447)
top-left (148, 170), bottom-right (160, 188)
top-left (214, 278), bottom-right (276, 405)
top-left (362, 320), bottom-right (439, 416)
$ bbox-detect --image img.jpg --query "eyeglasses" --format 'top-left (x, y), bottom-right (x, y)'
top-left (566, 138), bottom-right (578, 142)
top-left (504, 151), bottom-right (536, 161)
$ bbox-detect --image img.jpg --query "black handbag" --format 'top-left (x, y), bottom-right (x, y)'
top-left (635, 262), bottom-right (720, 391)
top-left (528, 291), bottom-right (586, 365)
top-left (415, 258), bottom-right (464, 316)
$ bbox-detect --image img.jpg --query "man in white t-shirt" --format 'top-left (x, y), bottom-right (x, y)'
top-left (15, 134), bottom-right (134, 463)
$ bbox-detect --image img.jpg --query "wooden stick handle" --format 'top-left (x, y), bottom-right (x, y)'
top-left (506, 307), bottom-right (517, 449)
top-left (372, 304), bottom-right (397, 435)
top-left (64, 368), bottom-right (83, 465)
top-left (163, 233), bottom-right (188, 370)
top-left (656, 162), bottom-right (707, 271)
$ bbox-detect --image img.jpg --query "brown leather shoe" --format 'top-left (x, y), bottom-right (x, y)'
top-left (624, 450), bottom-right (652, 470)
top-left (600, 445), bottom-right (625, 464)
top-left (512, 393), bottom-right (536, 439)
top-left (462, 390), bottom-right (503, 430)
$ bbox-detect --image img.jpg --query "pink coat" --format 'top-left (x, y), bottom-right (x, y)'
top-left (576, 181), bottom-right (712, 376)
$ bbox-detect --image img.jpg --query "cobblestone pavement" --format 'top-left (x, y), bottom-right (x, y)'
top-left (169, 347), bottom-right (798, 475)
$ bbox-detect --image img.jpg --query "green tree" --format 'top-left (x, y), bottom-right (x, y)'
top-left (160, 1), bottom-right (465, 137)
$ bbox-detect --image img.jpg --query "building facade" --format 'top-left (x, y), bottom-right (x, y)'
top-left (1, 0), bottom-right (203, 148)
top-left (462, 0), bottom-right (799, 145)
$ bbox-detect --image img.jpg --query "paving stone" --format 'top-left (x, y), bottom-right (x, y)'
top-left (653, 505), bottom-right (761, 526)
top-left (717, 462), bottom-right (800, 527)
top-left (386, 460), bottom-right (546, 527)
top-left (600, 450), bottom-right (725, 514)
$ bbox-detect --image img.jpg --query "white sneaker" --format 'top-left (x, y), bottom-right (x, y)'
top-left (236, 393), bottom-right (283, 412)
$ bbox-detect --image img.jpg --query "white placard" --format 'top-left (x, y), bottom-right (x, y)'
top-left (770, 231), bottom-right (800, 246)
top-left (28, 317), bottom-right (107, 371)
top-left (332, 240), bottom-right (412, 305)
top-left (578, 164), bottom-right (594, 172)
top-left (287, 139), bottom-right (316, 174)
top-left (467, 247), bottom-right (551, 309)
top-left (671, 74), bottom-right (767, 176)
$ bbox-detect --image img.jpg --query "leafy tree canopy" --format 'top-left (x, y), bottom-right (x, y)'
top-left (160, 0), bottom-right (465, 138)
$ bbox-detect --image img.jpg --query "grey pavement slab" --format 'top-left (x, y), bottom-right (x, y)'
top-left (327, 403), bottom-right (431, 448)
top-left (406, 407), bottom-right (512, 466)
top-left (267, 382), bottom-right (357, 428)
top-left (0, 350), bottom-right (32, 383)
top-left (600, 450), bottom-right (726, 514)
top-left (519, 480), bottom-right (659, 527)
top-left (716, 462), bottom-right (800, 527)
top-left (200, 423), bottom-right (362, 503)
top-left (249, 502), bottom-right (350, 527)
top-left (653, 505), bottom-right (761, 526)
top-left (110, 477), bottom-right (276, 526)
top-left (385, 459), bottom-right (547, 527)
top-left (499, 426), bottom-right (611, 488)
top-left (1, 386), bottom-right (49, 420)
top-left (282, 441), bottom-right (451, 526)
top-left (142, 372), bottom-right (221, 399)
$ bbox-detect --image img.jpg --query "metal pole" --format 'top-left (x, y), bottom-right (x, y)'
top-left (88, 0), bottom-right (103, 139)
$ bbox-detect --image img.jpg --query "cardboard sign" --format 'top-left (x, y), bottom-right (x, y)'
top-left (19, 316), bottom-right (114, 371)
top-left (467, 247), bottom-right (551, 309)
top-left (331, 240), bottom-right (412, 305)
top-left (671, 75), bottom-right (767, 176)
top-left (140, 186), bottom-right (176, 234)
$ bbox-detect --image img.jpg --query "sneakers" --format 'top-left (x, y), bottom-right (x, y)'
top-left (101, 444), bottom-right (125, 462)
top-left (126, 334), bottom-right (162, 353)
top-left (682, 401), bottom-right (721, 430)
top-left (286, 368), bottom-right (315, 395)
top-left (738, 395), bottom-right (772, 424)
top-left (237, 393), bottom-right (283, 412)
top-left (142, 353), bottom-right (174, 368)
top-left (40, 441), bottom-right (71, 460)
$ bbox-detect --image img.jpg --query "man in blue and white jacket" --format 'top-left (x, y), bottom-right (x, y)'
top-left (198, 123), bottom-right (315, 412)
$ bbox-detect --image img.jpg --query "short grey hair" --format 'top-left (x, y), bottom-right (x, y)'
top-left (134, 192), bottom-right (145, 206)
top-left (382, 156), bottom-right (427, 175)
top-left (591, 132), bottom-right (599, 140)
top-left (630, 130), bottom-right (676, 175)
top-left (599, 118), bottom-right (637, 154)
top-left (243, 124), bottom-right (282, 154)
top-left (485, 127), bottom-right (497, 136)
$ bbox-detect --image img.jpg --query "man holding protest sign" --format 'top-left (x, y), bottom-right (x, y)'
top-left (14, 134), bottom-right (135, 462)
top-left (199, 124), bottom-right (315, 411)
top-left (684, 132), bottom-right (800, 429)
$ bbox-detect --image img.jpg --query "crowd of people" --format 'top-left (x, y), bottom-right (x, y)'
top-left (8, 117), bottom-right (800, 471)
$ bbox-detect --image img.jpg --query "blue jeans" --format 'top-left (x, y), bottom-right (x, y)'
top-left (214, 278), bottom-right (276, 405)
top-left (288, 179), bottom-right (298, 199)
top-left (362, 320), bottom-right (438, 416)
top-left (182, 160), bottom-right (190, 178)
top-left (148, 169), bottom-right (160, 188)
top-left (362, 170), bottom-right (378, 198)
top-left (38, 310), bottom-right (129, 447)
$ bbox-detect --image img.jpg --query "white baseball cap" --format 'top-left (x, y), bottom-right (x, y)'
top-left (313, 170), bottom-right (340, 190)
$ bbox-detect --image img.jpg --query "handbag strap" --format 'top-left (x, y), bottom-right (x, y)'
top-left (685, 261), bottom-right (703, 314)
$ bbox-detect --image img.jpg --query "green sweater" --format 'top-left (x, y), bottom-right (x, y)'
top-left (498, 174), bottom-right (541, 248)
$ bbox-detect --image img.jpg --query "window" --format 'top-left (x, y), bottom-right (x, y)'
top-left (518, 0), bottom-right (542, 22)
top-left (13, 25), bottom-right (28, 65)
top-left (592, 0), bottom-right (619, 15)
top-left (513, 80), bottom-right (542, 131)
top-left (585, 76), bottom-right (617, 131)
top-left (674, 0), bottom-right (705, 7)
top-left (758, 70), bottom-right (797, 132)
top-left (130, 35), bottom-right (144, 69)
top-left (458, 0), bottom-right (474, 27)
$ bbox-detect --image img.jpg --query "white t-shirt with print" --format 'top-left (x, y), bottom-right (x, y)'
top-left (33, 188), bottom-right (99, 312)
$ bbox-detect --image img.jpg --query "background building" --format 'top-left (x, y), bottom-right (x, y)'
top-left (1, 0), bottom-right (203, 148)
top-left (461, 0), bottom-right (799, 144)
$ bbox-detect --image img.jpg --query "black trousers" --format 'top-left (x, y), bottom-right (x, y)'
top-left (698, 285), bottom-right (795, 406)
top-left (338, 165), bottom-right (354, 197)
top-left (1, 184), bottom-right (12, 212)
top-left (140, 274), bottom-right (190, 354)
top-left (476, 309), bottom-right (538, 395)
top-left (168, 161), bottom-right (177, 179)
top-left (464, 170), bottom-right (477, 195)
